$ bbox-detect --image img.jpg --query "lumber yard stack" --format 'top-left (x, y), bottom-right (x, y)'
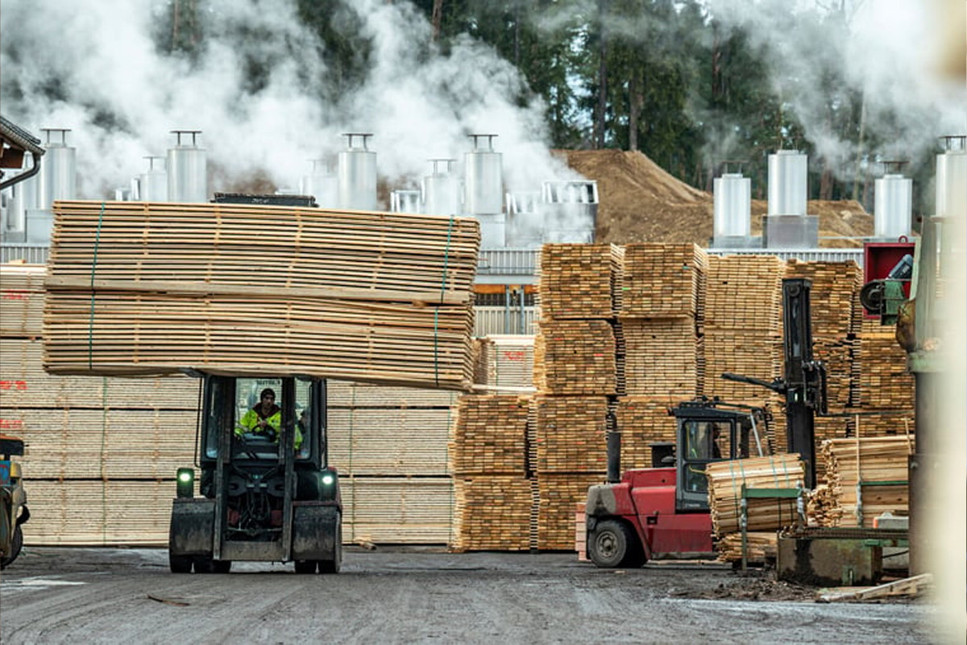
top-left (533, 245), bottom-right (619, 549)
top-left (474, 335), bottom-right (535, 389)
top-left (327, 380), bottom-right (459, 544)
top-left (812, 436), bottom-right (912, 529)
top-left (1, 263), bottom-right (198, 545)
top-left (449, 395), bottom-right (532, 551)
top-left (706, 454), bottom-right (805, 563)
top-left (702, 254), bottom-right (786, 450)
top-left (43, 200), bottom-right (480, 390)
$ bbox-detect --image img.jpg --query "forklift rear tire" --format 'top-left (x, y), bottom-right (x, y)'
top-left (212, 560), bottom-right (232, 573)
top-left (169, 552), bottom-right (193, 573)
top-left (0, 525), bottom-right (23, 570)
top-left (294, 560), bottom-right (317, 574)
top-left (588, 519), bottom-right (643, 568)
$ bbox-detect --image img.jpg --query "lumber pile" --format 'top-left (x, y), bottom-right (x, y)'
top-left (340, 477), bottom-right (454, 545)
top-left (43, 200), bottom-right (480, 390)
top-left (620, 243), bottom-right (707, 319)
top-left (818, 436), bottom-right (912, 528)
top-left (702, 255), bottom-right (784, 402)
top-left (716, 532), bottom-right (779, 564)
top-left (449, 395), bottom-right (529, 475)
top-left (473, 335), bottom-right (535, 389)
top-left (534, 319), bottom-right (616, 395)
top-left (537, 473), bottom-right (603, 550)
top-left (707, 454), bottom-right (805, 537)
top-left (619, 318), bottom-right (701, 397)
top-left (613, 397), bottom-right (678, 469)
top-left (537, 244), bottom-right (624, 319)
top-left (533, 396), bottom-right (608, 473)
top-left (854, 320), bottom-right (915, 409)
top-left (452, 476), bottom-right (533, 551)
top-left (0, 264), bottom-right (45, 337)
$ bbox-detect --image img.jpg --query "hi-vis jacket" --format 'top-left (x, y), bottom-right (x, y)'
top-left (236, 405), bottom-right (302, 449)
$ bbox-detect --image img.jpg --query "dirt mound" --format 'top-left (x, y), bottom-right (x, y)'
top-left (563, 149), bottom-right (872, 247)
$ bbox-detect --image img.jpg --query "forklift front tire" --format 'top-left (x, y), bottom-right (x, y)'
top-left (588, 519), bottom-right (642, 569)
top-left (169, 552), bottom-right (193, 573)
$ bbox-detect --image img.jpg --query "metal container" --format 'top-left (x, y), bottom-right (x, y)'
top-left (37, 129), bottom-right (77, 210)
top-left (767, 151), bottom-right (808, 216)
top-left (713, 173), bottom-right (751, 238)
top-left (423, 159), bottom-right (460, 216)
top-left (337, 133), bottom-right (377, 211)
top-left (541, 180), bottom-right (597, 244)
top-left (505, 190), bottom-right (543, 248)
top-left (391, 190), bottom-right (422, 214)
top-left (300, 159), bottom-right (338, 209)
top-left (874, 174), bottom-right (912, 239)
top-left (167, 130), bottom-right (208, 203)
top-left (139, 156), bottom-right (168, 202)
top-left (936, 144), bottom-right (966, 220)
top-left (463, 134), bottom-right (503, 215)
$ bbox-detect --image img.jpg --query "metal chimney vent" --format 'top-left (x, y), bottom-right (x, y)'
top-left (713, 166), bottom-right (752, 246)
top-left (936, 136), bottom-right (966, 221)
top-left (37, 128), bottom-right (77, 210)
top-left (767, 150), bottom-right (808, 216)
top-left (167, 130), bottom-right (208, 203)
top-left (874, 161), bottom-right (912, 240)
top-left (391, 190), bottom-right (422, 214)
top-left (139, 156), bottom-right (168, 202)
top-left (422, 159), bottom-right (460, 216)
top-left (300, 158), bottom-right (338, 209)
top-left (337, 133), bottom-right (377, 211)
top-left (464, 134), bottom-right (503, 215)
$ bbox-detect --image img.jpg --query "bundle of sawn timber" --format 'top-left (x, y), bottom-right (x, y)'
top-left (42, 201), bottom-right (480, 390)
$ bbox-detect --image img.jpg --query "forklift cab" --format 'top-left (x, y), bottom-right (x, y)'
top-left (672, 401), bottom-right (764, 512)
top-left (170, 374), bottom-right (342, 574)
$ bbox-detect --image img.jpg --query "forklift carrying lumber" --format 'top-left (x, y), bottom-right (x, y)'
top-left (585, 278), bottom-right (827, 567)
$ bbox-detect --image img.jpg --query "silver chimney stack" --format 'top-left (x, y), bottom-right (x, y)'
top-left (337, 133), bottom-right (377, 211)
top-left (712, 162), bottom-right (756, 248)
top-left (464, 134), bottom-right (504, 248)
top-left (874, 161), bottom-right (913, 240)
top-left (763, 150), bottom-right (818, 248)
top-left (422, 159), bottom-right (460, 216)
top-left (936, 136), bottom-right (967, 222)
top-left (300, 158), bottom-right (338, 209)
top-left (29, 128), bottom-right (77, 243)
top-left (541, 180), bottom-right (597, 244)
top-left (139, 156), bottom-right (168, 202)
top-left (167, 130), bottom-right (208, 203)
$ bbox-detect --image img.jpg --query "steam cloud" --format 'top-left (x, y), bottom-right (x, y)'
top-left (0, 0), bottom-right (578, 202)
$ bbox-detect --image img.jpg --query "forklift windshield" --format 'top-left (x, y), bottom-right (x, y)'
top-left (203, 377), bottom-right (313, 461)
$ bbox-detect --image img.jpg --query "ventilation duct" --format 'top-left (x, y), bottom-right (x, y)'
top-left (874, 162), bottom-right (912, 240)
top-left (138, 156), bottom-right (168, 202)
top-left (337, 133), bottom-right (377, 211)
top-left (764, 150), bottom-right (817, 248)
top-left (936, 136), bottom-right (966, 221)
top-left (422, 159), bottom-right (460, 216)
top-left (300, 158), bottom-right (338, 209)
top-left (541, 180), bottom-right (597, 244)
top-left (391, 190), bottom-right (422, 214)
top-left (464, 134), bottom-right (504, 248)
top-left (712, 165), bottom-right (755, 248)
top-left (167, 130), bottom-right (208, 203)
top-left (37, 128), bottom-right (77, 210)
top-left (505, 190), bottom-right (543, 248)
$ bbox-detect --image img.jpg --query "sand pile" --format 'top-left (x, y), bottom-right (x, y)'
top-left (563, 149), bottom-right (873, 247)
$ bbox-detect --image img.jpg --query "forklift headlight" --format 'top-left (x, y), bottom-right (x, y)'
top-left (176, 468), bottom-right (194, 498)
top-left (321, 473), bottom-right (335, 486)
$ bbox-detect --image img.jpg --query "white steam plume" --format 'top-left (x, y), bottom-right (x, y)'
top-left (0, 0), bottom-right (579, 202)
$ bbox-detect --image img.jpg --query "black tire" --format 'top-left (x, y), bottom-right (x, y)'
top-left (588, 519), bottom-right (643, 568)
top-left (169, 552), bottom-right (192, 573)
top-left (194, 556), bottom-right (214, 573)
top-left (319, 512), bottom-right (342, 574)
top-left (212, 560), bottom-right (232, 573)
top-left (0, 524), bottom-right (23, 570)
top-left (294, 560), bottom-right (317, 574)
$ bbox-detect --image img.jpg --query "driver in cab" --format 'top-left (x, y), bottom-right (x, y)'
top-left (237, 388), bottom-right (281, 441)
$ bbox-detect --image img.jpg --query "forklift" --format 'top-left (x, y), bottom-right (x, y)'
top-left (0, 434), bottom-right (30, 569)
top-left (585, 278), bottom-right (826, 568)
top-left (169, 375), bottom-right (342, 573)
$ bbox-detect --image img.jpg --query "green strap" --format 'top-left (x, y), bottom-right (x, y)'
top-left (88, 202), bottom-right (107, 370)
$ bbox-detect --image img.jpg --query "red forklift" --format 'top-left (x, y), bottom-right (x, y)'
top-left (585, 278), bottom-right (826, 567)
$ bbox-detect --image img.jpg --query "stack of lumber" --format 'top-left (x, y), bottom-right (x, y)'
top-left (619, 318), bottom-right (701, 397)
top-left (854, 320), bottom-right (915, 409)
top-left (537, 244), bottom-right (624, 319)
top-left (784, 260), bottom-right (862, 337)
top-left (706, 454), bottom-right (805, 537)
top-left (340, 477), bottom-right (454, 545)
top-left (818, 436), bottom-right (912, 528)
top-left (619, 243), bottom-right (707, 319)
top-left (716, 532), bottom-right (779, 564)
top-left (702, 255), bottom-right (784, 402)
top-left (452, 476), bottom-right (533, 551)
top-left (1, 263), bottom-right (199, 546)
top-left (808, 484), bottom-right (840, 527)
top-left (533, 396), bottom-right (608, 473)
top-left (474, 335), bottom-right (535, 389)
top-left (537, 473), bottom-right (603, 550)
top-left (613, 397), bottom-right (679, 469)
top-left (534, 319), bottom-right (616, 395)
top-left (449, 395), bottom-right (532, 550)
top-left (43, 200), bottom-right (480, 390)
